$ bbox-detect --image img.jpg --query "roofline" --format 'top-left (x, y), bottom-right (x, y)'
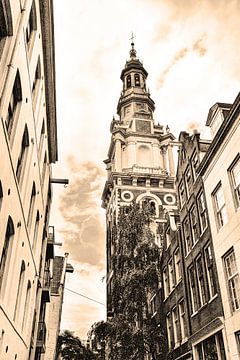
top-left (199, 93), bottom-right (240, 175)
top-left (206, 102), bottom-right (232, 126)
top-left (40, 0), bottom-right (58, 163)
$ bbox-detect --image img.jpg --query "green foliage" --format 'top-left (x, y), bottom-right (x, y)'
top-left (91, 203), bottom-right (165, 359)
top-left (56, 330), bottom-right (96, 360)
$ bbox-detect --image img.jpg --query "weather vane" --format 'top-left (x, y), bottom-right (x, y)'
top-left (130, 32), bottom-right (136, 43)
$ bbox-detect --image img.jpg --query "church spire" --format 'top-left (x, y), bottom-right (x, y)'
top-left (129, 32), bottom-right (137, 59)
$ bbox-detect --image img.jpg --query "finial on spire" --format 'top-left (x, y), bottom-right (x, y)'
top-left (129, 32), bottom-right (137, 59)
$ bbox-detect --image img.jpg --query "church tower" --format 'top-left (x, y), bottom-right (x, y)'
top-left (102, 42), bottom-right (178, 318)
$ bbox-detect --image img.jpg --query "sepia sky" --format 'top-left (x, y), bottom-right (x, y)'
top-left (51, 0), bottom-right (240, 339)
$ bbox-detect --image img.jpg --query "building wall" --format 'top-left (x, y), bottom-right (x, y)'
top-left (201, 102), bottom-right (240, 360)
top-left (0, 1), bottom-right (57, 359)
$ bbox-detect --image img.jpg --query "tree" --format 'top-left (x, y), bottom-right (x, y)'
top-left (56, 330), bottom-right (96, 360)
top-left (91, 203), bottom-right (166, 360)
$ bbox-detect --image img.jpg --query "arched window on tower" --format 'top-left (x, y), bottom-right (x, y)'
top-left (134, 73), bottom-right (140, 87)
top-left (16, 124), bottom-right (29, 182)
top-left (0, 216), bottom-right (14, 294)
top-left (142, 198), bottom-right (157, 216)
top-left (126, 74), bottom-right (131, 88)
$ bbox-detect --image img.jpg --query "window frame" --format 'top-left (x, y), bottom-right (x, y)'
top-left (228, 154), bottom-right (240, 210)
top-left (212, 183), bottom-right (228, 230)
top-left (223, 248), bottom-right (240, 312)
top-left (197, 191), bottom-right (208, 234)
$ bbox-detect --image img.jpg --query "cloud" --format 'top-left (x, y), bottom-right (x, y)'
top-left (59, 159), bottom-right (106, 268)
top-left (157, 35), bottom-right (207, 88)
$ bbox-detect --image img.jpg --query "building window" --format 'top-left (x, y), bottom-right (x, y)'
top-left (150, 294), bottom-right (157, 317)
top-left (196, 256), bottom-right (207, 307)
top-left (32, 56), bottom-right (41, 100)
top-left (163, 267), bottom-right (169, 299)
top-left (168, 258), bottom-right (175, 292)
top-left (213, 184), bottom-right (228, 229)
top-left (16, 125), bottom-right (29, 183)
top-left (223, 249), bottom-right (240, 312)
top-left (38, 119), bottom-right (45, 153)
top-left (179, 300), bottom-right (186, 341)
top-left (134, 73), bottom-right (140, 87)
top-left (195, 332), bottom-right (226, 360)
top-left (188, 265), bottom-right (198, 314)
top-left (174, 248), bottom-right (182, 283)
top-left (14, 261), bottom-right (26, 321)
top-left (42, 152), bottom-right (47, 184)
top-left (32, 211), bottom-right (40, 250)
top-left (0, 180), bottom-right (3, 210)
top-left (172, 307), bottom-right (179, 347)
top-left (191, 151), bottom-right (199, 181)
top-left (197, 192), bottom-right (208, 233)
top-left (166, 313), bottom-right (173, 350)
top-left (22, 280), bottom-right (31, 331)
top-left (178, 181), bottom-right (186, 208)
top-left (185, 166), bottom-right (192, 198)
top-left (26, 0), bottom-right (37, 45)
top-left (5, 70), bottom-right (22, 138)
top-left (204, 245), bottom-right (217, 299)
top-left (126, 74), bottom-right (131, 88)
top-left (229, 155), bottom-right (240, 209)
top-left (183, 217), bottom-right (192, 255)
top-left (190, 204), bottom-right (198, 245)
top-left (142, 197), bottom-right (157, 216)
top-left (0, 1), bottom-right (13, 59)
top-left (235, 331), bottom-right (240, 356)
top-left (0, 217), bottom-right (14, 294)
top-left (27, 182), bottom-right (36, 227)
top-left (165, 229), bottom-right (170, 248)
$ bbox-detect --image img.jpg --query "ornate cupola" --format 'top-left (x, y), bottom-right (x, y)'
top-left (117, 42), bottom-right (155, 124)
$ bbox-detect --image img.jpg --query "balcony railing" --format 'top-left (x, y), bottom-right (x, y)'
top-left (122, 165), bottom-right (168, 175)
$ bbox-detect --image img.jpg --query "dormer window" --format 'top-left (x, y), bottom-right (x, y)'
top-left (126, 75), bottom-right (131, 88)
top-left (134, 73), bottom-right (140, 87)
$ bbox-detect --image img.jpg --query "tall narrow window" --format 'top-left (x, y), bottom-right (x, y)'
top-left (174, 248), bottom-right (182, 283)
top-left (229, 156), bottom-right (240, 209)
top-left (185, 166), bottom-right (192, 198)
top-left (183, 217), bottom-right (192, 255)
top-left (0, 1), bottom-right (13, 59)
top-left (134, 73), bottom-right (140, 87)
top-left (163, 267), bottom-right (169, 299)
top-left (168, 258), bottom-right (175, 292)
top-left (38, 119), bottom-right (45, 154)
top-left (32, 56), bottom-right (41, 101)
top-left (22, 280), bottom-right (31, 331)
top-left (16, 125), bottom-right (29, 182)
top-left (32, 211), bottom-right (40, 250)
top-left (0, 180), bottom-right (3, 210)
top-left (213, 184), bottom-right (227, 229)
top-left (5, 70), bottom-right (22, 138)
top-left (223, 249), bottom-right (240, 311)
top-left (191, 151), bottom-right (199, 181)
top-left (42, 152), bottom-right (47, 184)
top-left (196, 256), bottom-right (207, 307)
top-left (179, 300), bottom-right (186, 341)
top-left (197, 192), bottom-right (207, 233)
top-left (205, 245), bottom-right (217, 299)
top-left (188, 265), bottom-right (198, 313)
top-left (166, 313), bottom-right (173, 350)
top-left (172, 307), bottom-right (179, 347)
top-left (190, 204), bottom-right (198, 244)
top-left (126, 74), bottom-right (131, 88)
top-left (26, 0), bottom-right (37, 45)
top-left (27, 182), bottom-right (36, 227)
top-left (178, 181), bottom-right (186, 208)
top-left (0, 217), bottom-right (14, 294)
top-left (14, 261), bottom-right (26, 321)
